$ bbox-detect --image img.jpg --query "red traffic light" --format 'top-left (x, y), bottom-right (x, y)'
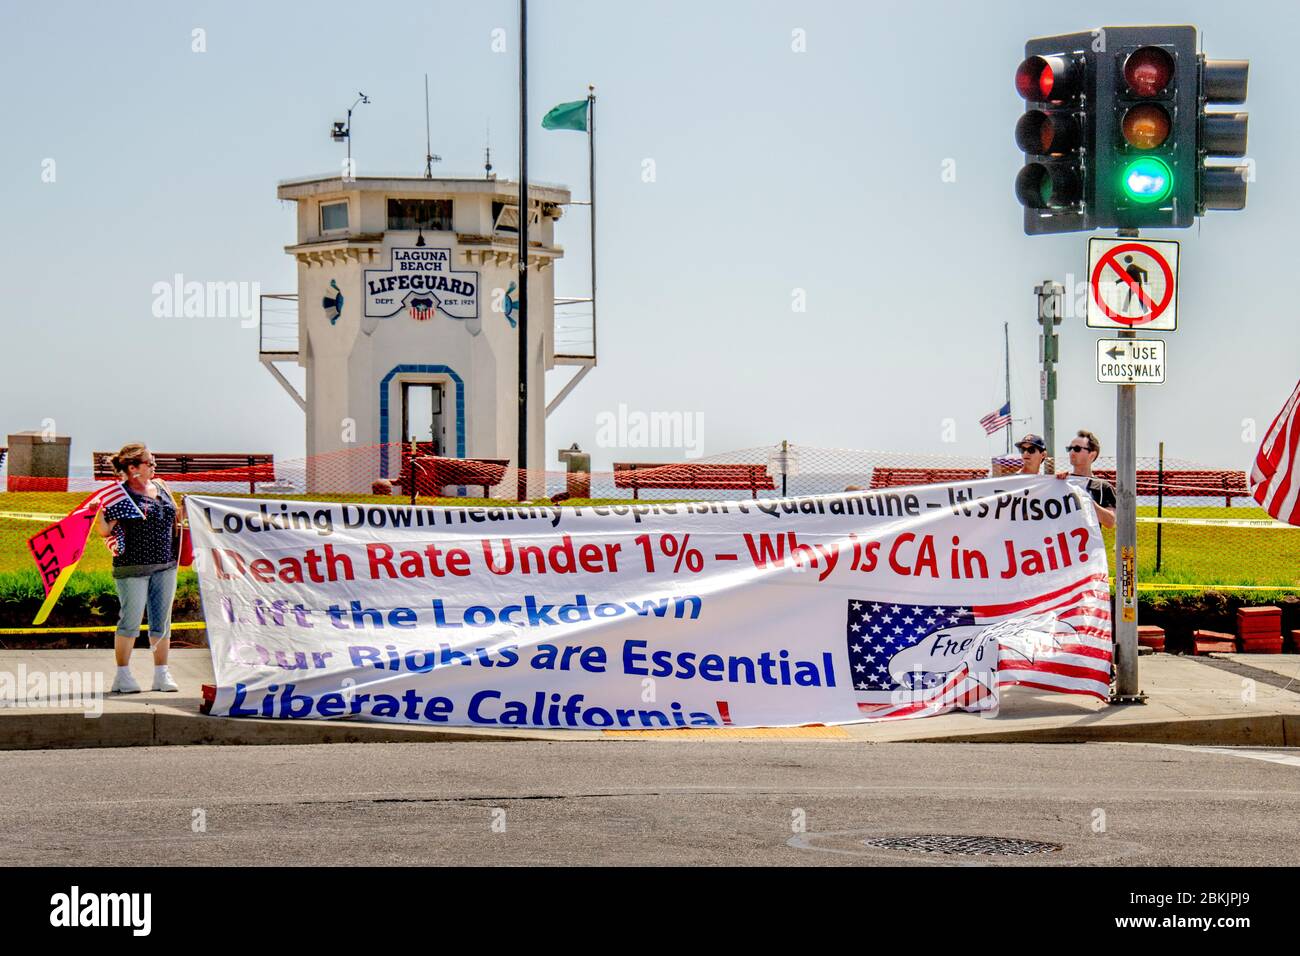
top-left (1121, 103), bottom-right (1171, 149)
top-left (1122, 46), bottom-right (1174, 97)
top-left (1016, 110), bottom-right (1081, 154)
top-left (1015, 55), bottom-right (1082, 101)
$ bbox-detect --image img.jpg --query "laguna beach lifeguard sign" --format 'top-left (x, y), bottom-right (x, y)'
top-left (364, 247), bottom-right (479, 328)
top-left (271, 175), bottom-right (570, 496)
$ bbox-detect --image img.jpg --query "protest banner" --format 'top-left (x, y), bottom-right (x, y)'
top-left (189, 476), bottom-right (1112, 729)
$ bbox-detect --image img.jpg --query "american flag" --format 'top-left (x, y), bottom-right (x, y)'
top-left (97, 481), bottom-right (145, 554)
top-left (1250, 379), bottom-right (1300, 526)
top-left (99, 482), bottom-right (145, 521)
top-left (847, 571), bottom-right (1113, 720)
top-left (980, 402), bottom-right (1011, 435)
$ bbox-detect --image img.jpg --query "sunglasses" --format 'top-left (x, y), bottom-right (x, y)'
top-left (1018, 447), bottom-right (1043, 454)
top-left (1066, 445), bottom-right (1092, 453)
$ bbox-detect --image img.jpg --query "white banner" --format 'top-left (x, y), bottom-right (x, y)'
top-left (188, 477), bottom-right (1112, 730)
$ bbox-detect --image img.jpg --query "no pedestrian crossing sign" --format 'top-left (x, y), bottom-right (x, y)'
top-left (1096, 338), bottom-right (1165, 384)
top-left (1087, 238), bottom-right (1179, 331)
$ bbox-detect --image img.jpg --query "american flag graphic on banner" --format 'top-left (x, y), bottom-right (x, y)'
top-left (1249, 378), bottom-right (1300, 526)
top-left (980, 402), bottom-right (1011, 435)
top-left (848, 570), bottom-right (1113, 720)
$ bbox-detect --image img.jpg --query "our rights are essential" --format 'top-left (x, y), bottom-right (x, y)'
top-left (190, 476), bottom-right (1113, 729)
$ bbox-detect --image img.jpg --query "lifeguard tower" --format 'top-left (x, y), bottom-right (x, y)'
top-left (262, 174), bottom-right (587, 496)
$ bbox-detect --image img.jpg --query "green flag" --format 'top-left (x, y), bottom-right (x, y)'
top-left (541, 99), bottom-right (589, 132)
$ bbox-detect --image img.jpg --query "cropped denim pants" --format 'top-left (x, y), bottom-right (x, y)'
top-left (114, 567), bottom-right (178, 642)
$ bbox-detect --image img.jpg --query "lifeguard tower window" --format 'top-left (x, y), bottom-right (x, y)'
top-left (388, 199), bottom-right (452, 232)
top-left (320, 201), bottom-right (349, 232)
top-left (492, 201), bottom-right (543, 235)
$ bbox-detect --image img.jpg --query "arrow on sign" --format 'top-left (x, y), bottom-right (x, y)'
top-left (1105, 346), bottom-right (1125, 360)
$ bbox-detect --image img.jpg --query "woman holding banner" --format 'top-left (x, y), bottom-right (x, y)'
top-left (94, 442), bottom-right (181, 694)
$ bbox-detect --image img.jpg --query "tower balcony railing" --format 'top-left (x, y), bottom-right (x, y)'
top-left (259, 293), bottom-right (299, 357)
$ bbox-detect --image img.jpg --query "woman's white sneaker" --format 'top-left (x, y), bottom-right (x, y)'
top-left (152, 666), bottom-right (179, 692)
top-left (111, 669), bottom-right (142, 694)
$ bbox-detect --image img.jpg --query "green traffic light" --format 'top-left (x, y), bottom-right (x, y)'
top-left (1121, 157), bottom-right (1173, 204)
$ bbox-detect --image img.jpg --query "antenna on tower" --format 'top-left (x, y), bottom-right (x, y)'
top-left (484, 121), bottom-right (494, 179)
top-left (423, 74), bottom-right (441, 179)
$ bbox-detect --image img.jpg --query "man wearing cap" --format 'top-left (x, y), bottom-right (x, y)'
top-left (1014, 434), bottom-right (1048, 475)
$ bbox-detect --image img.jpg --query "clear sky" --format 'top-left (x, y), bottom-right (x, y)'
top-left (3, 0), bottom-right (1296, 476)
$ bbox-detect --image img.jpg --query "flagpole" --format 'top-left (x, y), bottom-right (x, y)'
top-left (516, 0), bottom-right (529, 500)
top-left (587, 85), bottom-right (597, 365)
top-left (1003, 321), bottom-right (1011, 454)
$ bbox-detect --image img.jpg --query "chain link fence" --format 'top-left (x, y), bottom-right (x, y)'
top-left (1, 442), bottom-right (1295, 598)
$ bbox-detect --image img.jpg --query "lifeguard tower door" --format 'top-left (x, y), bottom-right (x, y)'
top-left (401, 382), bottom-right (445, 457)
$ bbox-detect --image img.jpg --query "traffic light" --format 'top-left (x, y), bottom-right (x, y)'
top-left (1199, 59), bottom-right (1250, 212)
top-left (1015, 25), bottom-right (1249, 234)
top-left (1093, 26), bottom-right (1198, 229)
top-left (1015, 33), bottom-right (1092, 235)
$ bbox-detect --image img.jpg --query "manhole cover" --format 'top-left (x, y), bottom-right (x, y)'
top-left (860, 834), bottom-right (1062, 857)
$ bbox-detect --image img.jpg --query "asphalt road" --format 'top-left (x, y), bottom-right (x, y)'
top-left (2, 742), bottom-right (1298, 866)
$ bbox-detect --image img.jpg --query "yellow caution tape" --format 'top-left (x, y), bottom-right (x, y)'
top-left (1137, 516), bottom-right (1298, 530)
top-left (0, 621), bottom-right (206, 636)
top-left (1137, 583), bottom-right (1300, 592)
top-left (0, 511), bottom-right (67, 523)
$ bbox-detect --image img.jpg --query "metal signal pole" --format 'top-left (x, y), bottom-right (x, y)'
top-left (1113, 229), bottom-right (1143, 703)
top-left (1036, 280), bottom-right (1063, 469)
top-left (516, 0), bottom-right (530, 500)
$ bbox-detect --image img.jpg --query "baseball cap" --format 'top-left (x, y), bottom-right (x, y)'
top-left (1015, 433), bottom-right (1046, 452)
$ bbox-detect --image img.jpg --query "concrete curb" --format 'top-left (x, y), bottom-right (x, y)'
top-left (2, 707), bottom-right (1297, 750)
top-left (904, 713), bottom-right (1298, 747)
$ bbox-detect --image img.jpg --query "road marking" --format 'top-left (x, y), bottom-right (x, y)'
top-left (603, 726), bottom-right (850, 739)
top-left (1168, 745), bottom-right (1300, 768)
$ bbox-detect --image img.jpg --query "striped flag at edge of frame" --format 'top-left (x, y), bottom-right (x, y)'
top-left (1250, 378), bottom-right (1300, 526)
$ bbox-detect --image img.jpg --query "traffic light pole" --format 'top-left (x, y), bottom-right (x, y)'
top-left (1036, 280), bottom-right (1063, 469)
top-left (1112, 230), bottom-right (1144, 704)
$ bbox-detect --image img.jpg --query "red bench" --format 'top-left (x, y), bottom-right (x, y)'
top-left (613, 462), bottom-right (777, 499)
top-left (94, 452), bottom-right (274, 494)
top-left (869, 467), bottom-right (990, 489)
top-left (405, 456), bottom-right (509, 497)
top-left (1093, 469), bottom-right (1249, 506)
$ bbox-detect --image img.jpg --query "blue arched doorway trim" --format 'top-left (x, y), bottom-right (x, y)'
top-left (378, 364), bottom-right (466, 477)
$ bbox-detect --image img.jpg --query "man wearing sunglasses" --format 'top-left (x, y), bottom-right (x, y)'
top-left (1056, 429), bottom-right (1116, 528)
top-left (1013, 433), bottom-right (1048, 475)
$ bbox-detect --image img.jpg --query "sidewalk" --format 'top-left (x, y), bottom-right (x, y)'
top-left (2, 649), bottom-right (1299, 750)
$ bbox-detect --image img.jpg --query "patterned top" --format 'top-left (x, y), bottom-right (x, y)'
top-left (105, 480), bottom-right (177, 578)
